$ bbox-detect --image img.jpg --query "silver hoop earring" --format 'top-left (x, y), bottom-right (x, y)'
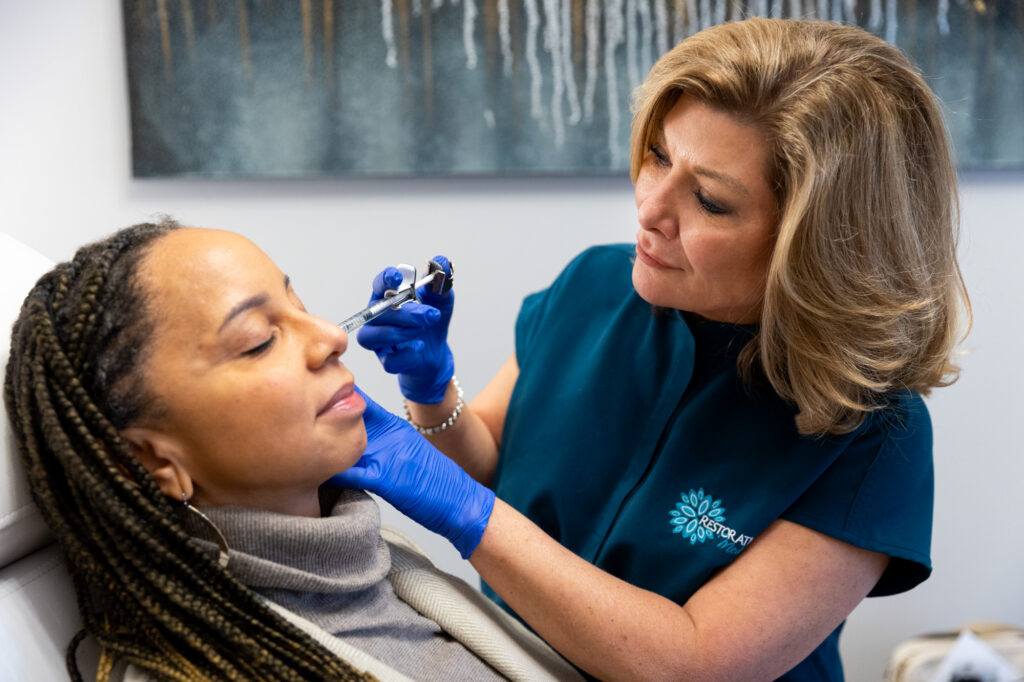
top-left (181, 493), bottom-right (230, 569)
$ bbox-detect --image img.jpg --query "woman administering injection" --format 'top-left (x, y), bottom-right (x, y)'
top-left (337, 18), bottom-right (970, 681)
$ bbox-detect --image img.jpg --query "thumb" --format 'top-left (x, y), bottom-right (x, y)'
top-left (328, 455), bottom-right (380, 491)
top-left (354, 385), bottom-right (373, 405)
top-left (356, 386), bottom-right (406, 439)
top-left (355, 385), bottom-right (385, 422)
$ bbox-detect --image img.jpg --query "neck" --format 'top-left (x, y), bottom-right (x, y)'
top-left (193, 487), bottom-right (323, 518)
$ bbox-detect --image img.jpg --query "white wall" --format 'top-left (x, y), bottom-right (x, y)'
top-left (2, 3), bottom-right (1021, 680)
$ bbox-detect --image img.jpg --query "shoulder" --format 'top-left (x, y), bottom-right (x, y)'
top-left (873, 390), bottom-right (932, 452)
top-left (785, 391), bottom-right (934, 596)
top-left (516, 244), bottom-right (639, 349)
top-left (549, 243), bottom-right (636, 290)
top-left (852, 391), bottom-right (934, 535)
top-left (523, 243), bottom-right (635, 308)
top-left (852, 390), bottom-right (933, 482)
top-left (855, 394), bottom-right (935, 595)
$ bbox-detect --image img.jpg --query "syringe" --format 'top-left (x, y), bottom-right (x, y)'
top-left (338, 261), bottom-right (453, 334)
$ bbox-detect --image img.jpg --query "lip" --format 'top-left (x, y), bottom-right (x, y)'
top-left (317, 383), bottom-right (365, 418)
top-left (635, 239), bottom-right (674, 270)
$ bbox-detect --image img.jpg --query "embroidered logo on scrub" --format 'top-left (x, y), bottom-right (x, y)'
top-left (670, 488), bottom-right (753, 554)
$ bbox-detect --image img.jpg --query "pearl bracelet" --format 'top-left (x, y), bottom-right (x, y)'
top-left (404, 376), bottom-right (465, 435)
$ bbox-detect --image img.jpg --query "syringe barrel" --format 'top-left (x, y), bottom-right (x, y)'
top-left (338, 286), bottom-right (417, 333)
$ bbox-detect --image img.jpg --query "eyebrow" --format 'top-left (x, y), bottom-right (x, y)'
top-left (693, 165), bottom-right (751, 198)
top-left (218, 274), bottom-right (291, 333)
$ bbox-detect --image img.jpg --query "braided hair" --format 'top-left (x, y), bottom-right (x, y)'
top-left (4, 221), bottom-right (375, 681)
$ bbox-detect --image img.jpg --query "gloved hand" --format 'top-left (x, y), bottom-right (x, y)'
top-left (331, 388), bottom-right (494, 560)
top-left (356, 257), bottom-right (454, 404)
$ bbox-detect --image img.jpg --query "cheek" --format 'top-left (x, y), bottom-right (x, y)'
top-left (634, 174), bottom-right (655, 215)
top-left (687, 229), bottom-right (770, 275)
top-left (678, 231), bottom-right (722, 273)
top-left (739, 230), bottom-right (776, 281)
top-left (189, 370), bottom-right (307, 440)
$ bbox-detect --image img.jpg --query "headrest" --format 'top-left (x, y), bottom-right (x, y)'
top-left (1, 233), bottom-right (56, 568)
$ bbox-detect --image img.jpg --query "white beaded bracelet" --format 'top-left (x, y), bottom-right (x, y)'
top-left (404, 376), bottom-right (465, 435)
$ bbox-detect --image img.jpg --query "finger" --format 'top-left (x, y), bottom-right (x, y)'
top-left (430, 255), bottom-right (452, 276)
top-left (357, 324), bottom-right (414, 351)
top-left (371, 346), bottom-right (404, 375)
top-left (370, 267), bottom-right (405, 300)
top-left (357, 318), bottom-right (434, 350)
top-left (361, 301), bottom-right (441, 330)
top-left (340, 450), bottom-right (386, 482)
top-left (354, 388), bottom-right (390, 430)
top-left (353, 385), bottom-right (378, 411)
top-left (420, 257), bottom-right (454, 307)
top-left (378, 341), bottom-right (426, 374)
top-left (420, 289), bottom-right (454, 311)
top-left (369, 301), bottom-right (440, 328)
top-left (328, 469), bottom-right (372, 490)
top-left (355, 386), bottom-right (407, 436)
top-left (368, 343), bottom-right (421, 375)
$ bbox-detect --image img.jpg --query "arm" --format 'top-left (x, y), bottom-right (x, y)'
top-left (472, 501), bottom-right (888, 681)
top-left (405, 355), bottom-right (519, 486)
top-left (336, 392), bottom-right (888, 679)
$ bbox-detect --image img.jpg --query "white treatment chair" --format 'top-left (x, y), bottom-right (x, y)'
top-left (0, 232), bottom-right (97, 680)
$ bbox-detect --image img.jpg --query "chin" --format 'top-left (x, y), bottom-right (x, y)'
top-left (328, 432), bottom-right (369, 474)
top-left (631, 263), bottom-right (680, 309)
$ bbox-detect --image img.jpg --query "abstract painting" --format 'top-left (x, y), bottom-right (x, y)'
top-left (123, 0), bottom-right (1023, 177)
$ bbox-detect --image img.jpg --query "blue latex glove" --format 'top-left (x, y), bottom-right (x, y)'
top-left (356, 257), bottom-right (454, 404)
top-left (331, 388), bottom-right (494, 560)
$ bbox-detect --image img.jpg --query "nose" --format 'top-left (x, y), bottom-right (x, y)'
top-left (305, 314), bottom-right (349, 368)
top-left (636, 172), bottom-right (680, 240)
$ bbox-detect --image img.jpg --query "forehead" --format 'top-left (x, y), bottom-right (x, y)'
top-left (663, 96), bottom-right (765, 152)
top-left (660, 95), bottom-right (771, 188)
top-left (140, 228), bottom-right (280, 330)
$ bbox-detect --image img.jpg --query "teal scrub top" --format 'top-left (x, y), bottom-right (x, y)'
top-left (485, 244), bottom-right (934, 681)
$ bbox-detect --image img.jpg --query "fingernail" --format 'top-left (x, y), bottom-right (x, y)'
top-left (427, 308), bottom-right (440, 323)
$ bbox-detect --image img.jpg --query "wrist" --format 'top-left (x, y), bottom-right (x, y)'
top-left (404, 376), bottom-right (464, 435)
top-left (449, 483), bottom-right (495, 559)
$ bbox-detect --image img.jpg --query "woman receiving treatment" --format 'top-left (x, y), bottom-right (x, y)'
top-left (344, 18), bottom-right (971, 681)
top-left (4, 223), bottom-right (581, 681)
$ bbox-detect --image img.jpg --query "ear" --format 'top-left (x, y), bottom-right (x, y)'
top-left (120, 427), bottom-right (195, 501)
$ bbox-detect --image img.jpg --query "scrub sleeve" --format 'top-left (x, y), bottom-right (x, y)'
top-left (485, 244), bottom-right (934, 681)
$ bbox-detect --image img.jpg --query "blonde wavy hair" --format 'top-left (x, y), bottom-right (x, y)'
top-left (631, 18), bottom-right (970, 436)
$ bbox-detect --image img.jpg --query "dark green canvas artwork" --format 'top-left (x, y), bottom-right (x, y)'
top-left (123, 0), bottom-right (1023, 177)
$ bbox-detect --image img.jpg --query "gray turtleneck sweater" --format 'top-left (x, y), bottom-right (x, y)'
top-left (198, 487), bottom-right (504, 681)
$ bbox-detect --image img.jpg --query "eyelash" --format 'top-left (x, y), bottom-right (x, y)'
top-left (649, 144), bottom-right (670, 167)
top-left (649, 145), bottom-right (730, 217)
top-left (695, 190), bottom-right (728, 216)
top-left (243, 333), bottom-right (276, 357)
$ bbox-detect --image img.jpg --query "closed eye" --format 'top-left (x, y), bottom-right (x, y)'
top-left (649, 144), bottom-right (670, 167)
top-left (242, 334), bottom-right (276, 357)
top-left (695, 190), bottom-right (729, 216)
